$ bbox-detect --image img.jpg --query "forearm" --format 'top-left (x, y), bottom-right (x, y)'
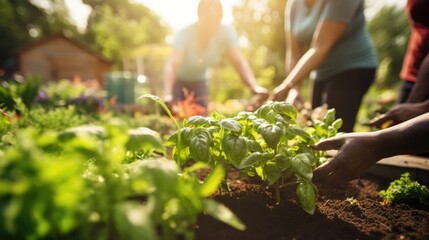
top-left (282, 48), bottom-right (326, 87)
top-left (376, 112), bottom-right (429, 157)
top-left (233, 58), bottom-right (259, 93)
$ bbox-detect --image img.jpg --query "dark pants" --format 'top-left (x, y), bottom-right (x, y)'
top-left (173, 79), bottom-right (208, 108)
top-left (312, 68), bottom-right (376, 132)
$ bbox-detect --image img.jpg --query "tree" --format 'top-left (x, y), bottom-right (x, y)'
top-left (82, 0), bottom-right (169, 69)
top-left (367, 5), bottom-right (410, 87)
top-left (232, 0), bottom-right (287, 84)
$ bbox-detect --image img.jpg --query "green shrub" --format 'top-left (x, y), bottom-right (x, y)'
top-left (380, 172), bottom-right (429, 205)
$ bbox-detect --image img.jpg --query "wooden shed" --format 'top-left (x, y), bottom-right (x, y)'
top-left (18, 33), bottom-right (112, 86)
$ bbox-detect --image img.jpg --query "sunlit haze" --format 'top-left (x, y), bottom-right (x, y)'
top-left (64, 0), bottom-right (240, 33)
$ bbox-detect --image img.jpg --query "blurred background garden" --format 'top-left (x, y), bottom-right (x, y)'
top-left (1, 0), bottom-right (409, 128)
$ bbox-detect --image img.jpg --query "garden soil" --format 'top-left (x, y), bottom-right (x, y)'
top-left (195, 171), bottom-right (429, 240)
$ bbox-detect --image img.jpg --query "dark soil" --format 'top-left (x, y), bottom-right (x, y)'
top-left (195, 171), bottom-right (429, 240)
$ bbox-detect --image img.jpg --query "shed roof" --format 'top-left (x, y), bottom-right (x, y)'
top-left (19, 32), bottom-right (112, 64)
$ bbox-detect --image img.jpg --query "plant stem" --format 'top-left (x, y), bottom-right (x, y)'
top-left (275, 181), bottom-right (281, 205)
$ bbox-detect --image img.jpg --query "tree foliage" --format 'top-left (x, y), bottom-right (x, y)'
top-left (0, 0), bottom-right (77, 73)
top-left (82, 0), bottom-right (169, 69)
top-left (232, 0), bottom-right (287, 84)
top-left (367, 5), bottom-right (410, 87)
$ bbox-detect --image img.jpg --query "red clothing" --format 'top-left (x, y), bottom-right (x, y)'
top-left (400, 0), bottom-right (429, 82)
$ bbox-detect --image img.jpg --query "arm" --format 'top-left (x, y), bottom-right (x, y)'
top-left (284, 27), bottom-right (305, 105)
top-left (367, 54), bottom-right (429, 128)
top-left (227, 47), bottom-right (268, 95)
top-left (272, 20), bottom-right (347, 101)
top-left (367, 99), bottom-right (429, 128)
top-left (163, 49), bottom-right (183, 102)
top-left (313, 112), bottom-right (429, 184)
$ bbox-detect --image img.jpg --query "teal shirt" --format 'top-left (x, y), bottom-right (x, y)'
top-left (285, 0), bottom-right (378, 81)
top-left (174, 23), bottom-right (239, 81)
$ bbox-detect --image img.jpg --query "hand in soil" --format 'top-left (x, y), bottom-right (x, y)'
top-left (312, 132), bottom-right (384, 184)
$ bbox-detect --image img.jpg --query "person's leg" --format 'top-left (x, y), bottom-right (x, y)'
top-left (406, 53), bottom-right (429, 103)
top-left (324, 68), bottom-right (376, 132)
top-left (311, 79), bottom-right (326, 109)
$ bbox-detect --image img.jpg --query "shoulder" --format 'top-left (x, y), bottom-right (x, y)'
top-left (218, 24), bottom-right (239, 46)
top-left (219, 24), bottom-right (236, 34)
top-left (174, 24), bottom-right (197, 48)
top-left (285, 0), bottom-right (299, 14)
top-left (322, 0), bottom-right (363, 22)
top-left (324, 0), bottom-right (363, 10)
top-left (218, 24), bottom-right (238, 38)
top-left (177, 23), bottom-right (197, 37)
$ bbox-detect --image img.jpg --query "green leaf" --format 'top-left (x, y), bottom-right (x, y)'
top-left (172, 142), bottom-right (190, 166)
top-left (258, 123), bottom-right (284, 149)
top-left (222, 134), bottom-right (248, 168)
top-left (296, 181), bottom-right (317, 215)
top-left (323, 108), bottom-right (336, 126)
top-left (246, 139), bottom-right (263, 152)
top-left (332, 118), bottom-right (343, 130)
top-left (165, 131), bottom-right (178, 147)
top-left (187, 116), bottom-right (210, 126)
top-left (273, 154), bottom-right (291, 171)
top-left (189, 129), bottom-right (212, 163)
top-left (219, 119), bottom-right (241, 133)
top-left (255, 104), bottom-right (271, 118)
top-left (286, 126), bottom-right (312, 143)
top-left (203, 199), bottom-right (246, 231)
top-left (180, 127), bottom-right (195, 146)
top-left (126, 127), bottom-right (165, 155)
top-left (291, 154), bottom-right (313, 181)
top-left (129, 159), bottom-right (178, 193)
top-left (210, 111), bottom-right (226, 121)
top-left (272, 102), bottom-right (297, 120)
top-left (238, 152), bottom-right (263, 169)
top-left (201, 165), bottom-right (225, 197)
top-left (263, 161), bottom-right (282, 185)
top-left (115, 202), bottom-right (157, 240)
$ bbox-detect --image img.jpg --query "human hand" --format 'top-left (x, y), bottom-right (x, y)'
top-left (312, 132), bottom-right (384, 184)
top-left (251, 85), bottom-right (269, 96)
top-left (366, 103), bottom-right (426, 129)
top-left (247, 86), bottom-right (270, 111)
top-left (285, 88), bottom-right (304, 108)
top-left (272, 82), bottom-right (292, 102)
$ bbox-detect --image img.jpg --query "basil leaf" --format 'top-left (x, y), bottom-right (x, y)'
top-left (222, 133), bottom-right (248, 168)
top-left (296, 181), bottom-right (317, 215)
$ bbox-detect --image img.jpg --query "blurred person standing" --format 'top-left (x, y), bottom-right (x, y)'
top-left (272, 0), bottom-right (378, 132)
top-left (163, 0), bottom-right (268, 116)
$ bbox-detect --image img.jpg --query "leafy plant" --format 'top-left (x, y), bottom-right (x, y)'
top-left (0, 120), bottom-right (243, 240)
top-left (0, 77), bottom-right (41, 111)
top-left (380, 172), bottom-right (429, 205)
top-left (141, 94), bottom-right (342, 214)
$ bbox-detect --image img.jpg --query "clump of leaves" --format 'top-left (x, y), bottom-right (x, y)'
top-left (140, 94), bottom-right (342, 215)
top-left (0, 122), bottom-right (244, 240)
top-left (380, 172), bottom-right (429, 205)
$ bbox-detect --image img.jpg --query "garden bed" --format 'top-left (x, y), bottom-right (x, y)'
top-left (195, 170), bottom-right (429, 240)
